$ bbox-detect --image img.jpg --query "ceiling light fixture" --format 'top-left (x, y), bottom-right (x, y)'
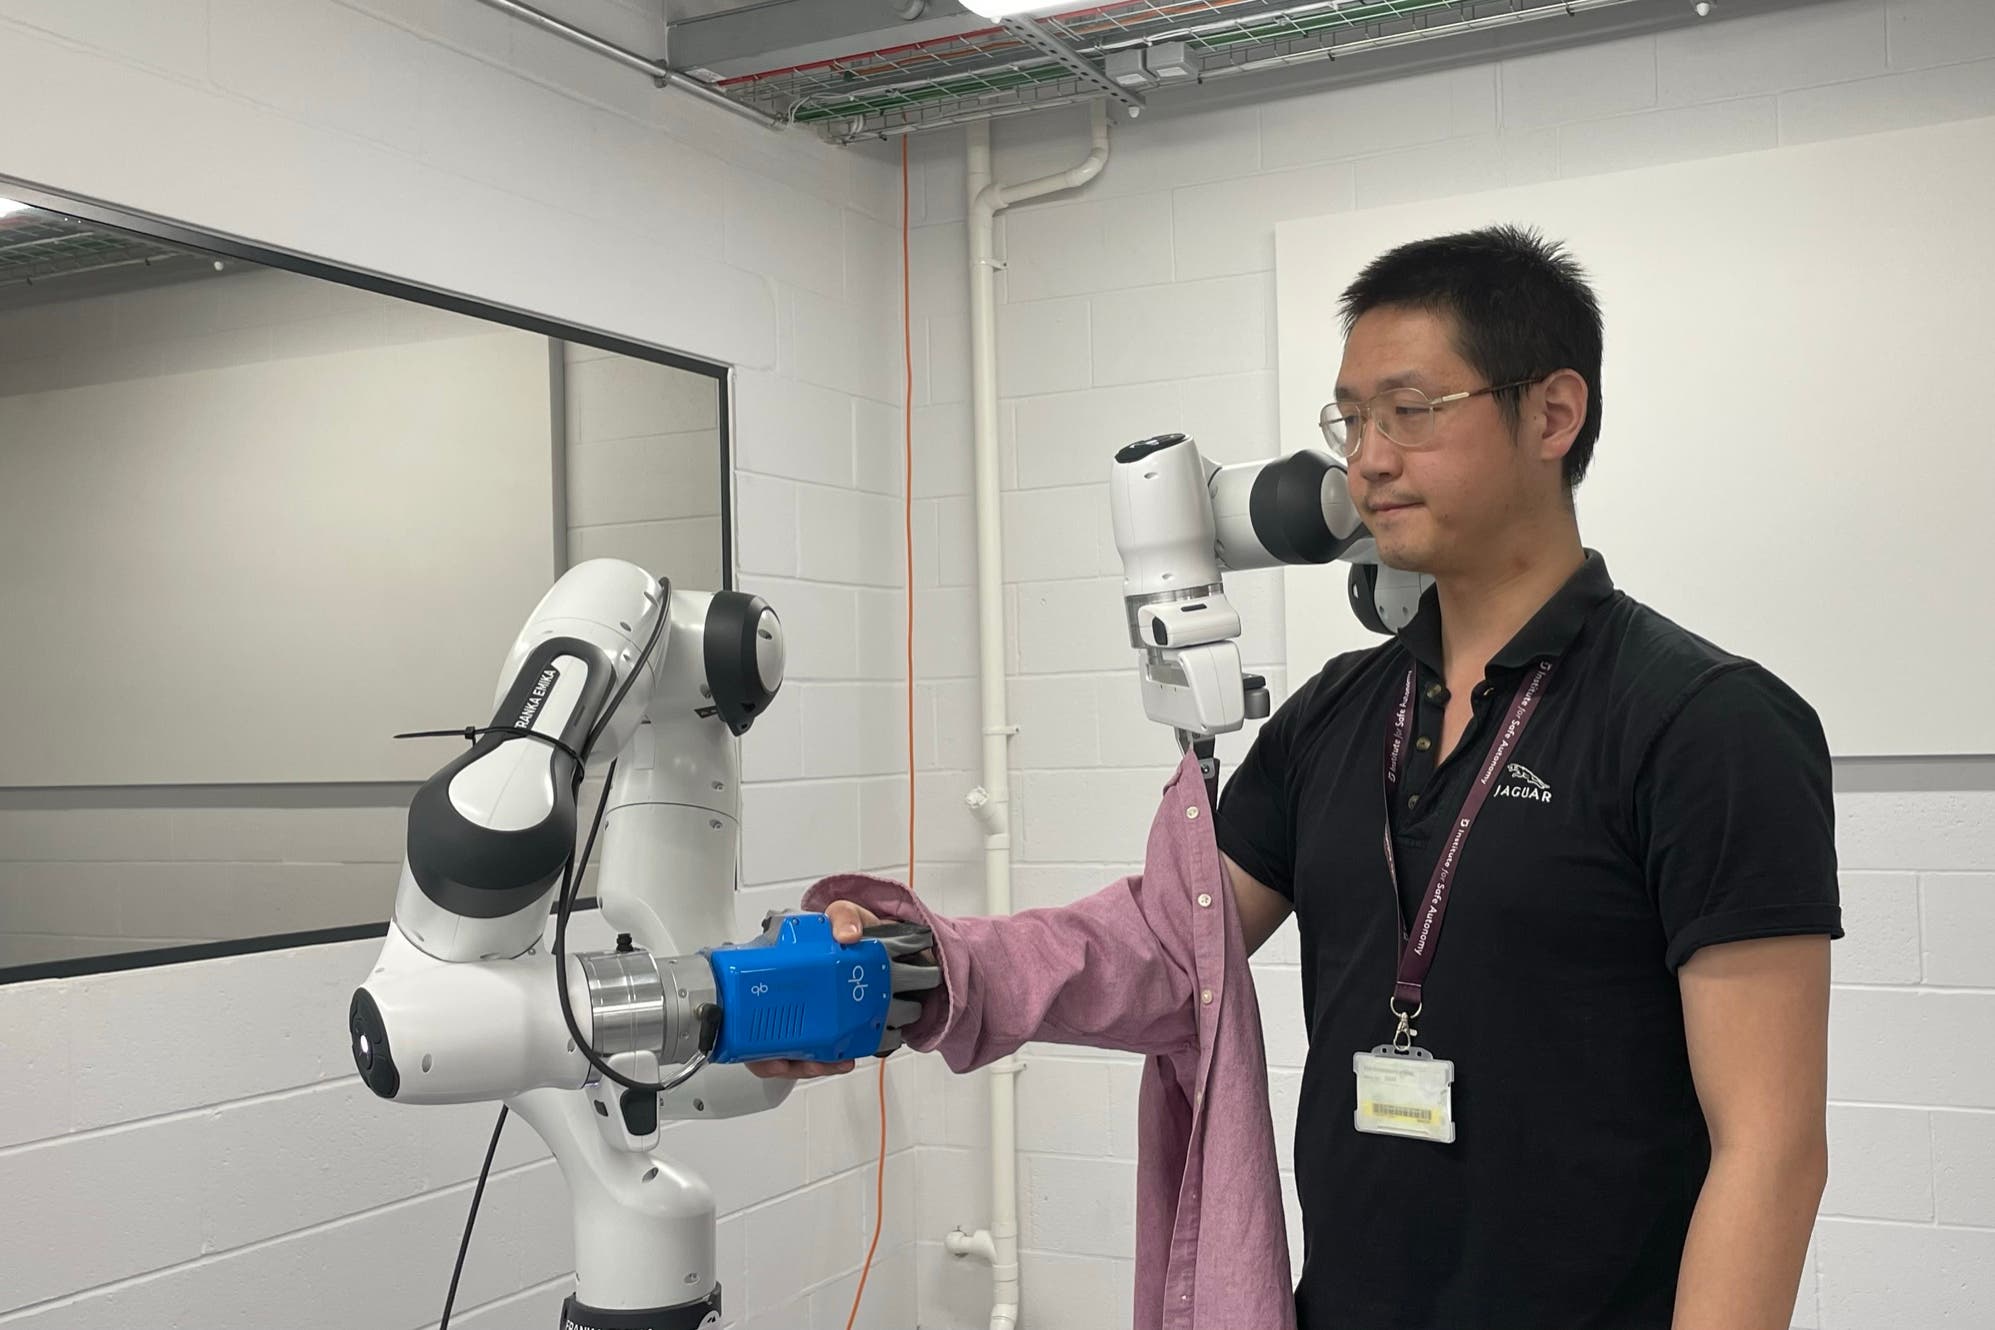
top-left (959, 1), bottom-right (1072, 19)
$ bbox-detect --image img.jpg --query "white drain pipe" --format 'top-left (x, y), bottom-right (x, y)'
top-left (948, 98), bottom-right (1110, 1330)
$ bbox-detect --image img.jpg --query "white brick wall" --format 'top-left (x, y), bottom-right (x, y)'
top-left (903, 2), bottom-right (1995, 1326)
top-left (0, 0), bottom-right (922, 1325)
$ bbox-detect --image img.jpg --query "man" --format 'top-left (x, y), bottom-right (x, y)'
top-left (772, 225), bottom-right (1842, 1330)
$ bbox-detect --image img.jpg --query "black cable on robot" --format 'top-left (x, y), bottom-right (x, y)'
top-left (429, 576), bottom-right (675, 1329)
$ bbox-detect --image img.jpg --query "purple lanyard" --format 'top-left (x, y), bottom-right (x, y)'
top-left (1382, 657), bottom-right (1554, 1010)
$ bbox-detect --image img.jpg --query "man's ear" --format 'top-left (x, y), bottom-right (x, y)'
top-left (1533, 369), bottom-right (1588, 464)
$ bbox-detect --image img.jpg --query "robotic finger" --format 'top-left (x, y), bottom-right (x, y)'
top-left (871, 922), bottom-right (941, 1055)
top-left (864, 918), bottom-right (938, 961)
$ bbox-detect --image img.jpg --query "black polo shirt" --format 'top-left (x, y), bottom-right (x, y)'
top-left (1216, 551), bottom-right (1843, 1330)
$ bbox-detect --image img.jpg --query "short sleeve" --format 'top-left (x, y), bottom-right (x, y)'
top-left (1633, 663), bottom-right (1844, 970)
top-left (1214, 671), bottom-right (1317, 901)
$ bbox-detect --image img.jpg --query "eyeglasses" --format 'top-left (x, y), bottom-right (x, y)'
top-left (1318, 379), bottom-right (1542, 460)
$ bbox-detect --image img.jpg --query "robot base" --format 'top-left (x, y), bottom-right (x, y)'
top-left (559, 1287), bottom-right (721, 1329)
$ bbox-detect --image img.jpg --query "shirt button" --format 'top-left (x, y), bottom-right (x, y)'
top-left (1196, 893), bottom-right (1213, 908)
top-left (1201, 988), bottom-right (1214, 1005)
top-left (1414, 736), bottom-right (1432, 752)
top-left (1424, 682), bottom-right (1445, 701)
top-left (1185, 806), bottom-right (1199, 820)
top-left (1407, 793), bottom-right (1420, 808)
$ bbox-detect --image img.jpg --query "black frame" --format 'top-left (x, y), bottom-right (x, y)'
top-left (0, 176), bottom-right (731, 985)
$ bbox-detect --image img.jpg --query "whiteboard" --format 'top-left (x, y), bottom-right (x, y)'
top-left (1276, 114), bottom-right (1995, 758)
top-left (0, 331), bottom-right (556, 786)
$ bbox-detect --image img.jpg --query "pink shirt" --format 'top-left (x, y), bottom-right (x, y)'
top-left (805, 752), bottom-right (1296, 1330)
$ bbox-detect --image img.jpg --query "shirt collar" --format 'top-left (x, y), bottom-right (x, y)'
top-left (1400, 549), bottom-right (1617, 675)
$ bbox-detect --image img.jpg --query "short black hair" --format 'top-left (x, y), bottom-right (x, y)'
top-left (1339, 224), bottom-right (1603, 490)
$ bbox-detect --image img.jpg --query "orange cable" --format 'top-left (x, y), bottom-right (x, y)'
top-left (843, 1054), bottom-right (891, 1330)
top-left (846, 131), bottom-right (915, 1330)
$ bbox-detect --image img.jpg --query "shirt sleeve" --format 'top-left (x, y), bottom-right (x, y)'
top-left (1213, 669), bottom-right (1319, 901)
top-left (803, 870), bottom-right (1201, 1071)
top-left (1632, 662), bottom-right (1844, 970)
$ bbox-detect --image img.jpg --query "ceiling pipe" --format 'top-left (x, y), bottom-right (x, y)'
top-left (471, 0), bottom-right (786, 131)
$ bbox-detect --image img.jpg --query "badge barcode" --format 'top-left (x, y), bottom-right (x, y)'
top-left (1370, 1103), bottom-right (1434, 1123)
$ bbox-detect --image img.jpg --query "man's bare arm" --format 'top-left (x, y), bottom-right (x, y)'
top-left (1225, 853), bottom-right (1292, 957)
top-left (1673, 934), bottom-right (1831, 1330)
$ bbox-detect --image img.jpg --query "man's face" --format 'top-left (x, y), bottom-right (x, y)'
top-left (1334, 305), bottom-right (1554, 579)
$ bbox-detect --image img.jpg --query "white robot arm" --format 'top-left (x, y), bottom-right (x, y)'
top-left (349, 559), bottom-right (932, 1330)
top-left (1109, 433), bottom-right (1429, 791)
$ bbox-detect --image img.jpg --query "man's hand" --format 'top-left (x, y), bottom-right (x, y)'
top-left (746, 899), bottom-right (884, 1081)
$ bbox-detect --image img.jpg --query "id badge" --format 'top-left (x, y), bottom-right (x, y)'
top-left (1353, 1045), bottom-right (1456, 1144)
